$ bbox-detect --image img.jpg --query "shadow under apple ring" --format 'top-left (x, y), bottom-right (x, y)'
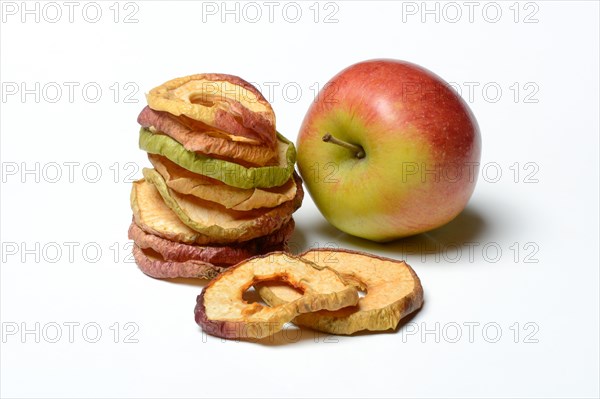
top-left (309, 206), bottom-right (489, 261)
top-left (285, 222), bottom-right (309, 256)
top-left (212, 305), bottom-right (426, 345)
top-left (163, 277), bottom-right (208, 288)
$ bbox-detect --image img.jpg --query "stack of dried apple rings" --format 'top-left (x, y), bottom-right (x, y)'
top-left (128, 74), bottom-right (303, 279)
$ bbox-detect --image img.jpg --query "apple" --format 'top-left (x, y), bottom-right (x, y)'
top-left (297, 59), bottom-right (481, 242)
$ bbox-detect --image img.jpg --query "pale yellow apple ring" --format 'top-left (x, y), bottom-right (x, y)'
top-left (140, 169), bottom-right (303, 243)
top-left (257, 249), bottom-right (424, 335)
top-left (195, 252), bottom-right (359, 339)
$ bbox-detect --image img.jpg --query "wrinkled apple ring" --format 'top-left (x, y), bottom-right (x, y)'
top-left (148, 154), bottom-right (298, 211)
top-left (132, 244), bottom-right (226, 280)
top-left (257, 249), bottom-right (424, 335)
top-left (147, 74), bottom-right (277, 148)
top-left (194, 252), bottom-right (359, 339)
top-left (142, 169), bottom-right (303, 243)
top-left (139, 128), bottom-right (296, 189)
top-left (128, 219), bottom-right (294, 266)
top-left (138, 106), bottom-right (278, 166)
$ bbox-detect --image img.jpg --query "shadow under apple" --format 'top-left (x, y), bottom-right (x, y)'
top-left (308, 206), bottom-right (489, 261)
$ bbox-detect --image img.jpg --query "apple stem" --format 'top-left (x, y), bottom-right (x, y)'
top-left (322, 133), bottom-right (366, 159)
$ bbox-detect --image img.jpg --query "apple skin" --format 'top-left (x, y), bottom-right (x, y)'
top-left (297, 59), bottom-right (481, 242)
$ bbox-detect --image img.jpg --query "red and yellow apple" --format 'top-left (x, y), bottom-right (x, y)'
top-left (297, 59), bottom-right (481, 242)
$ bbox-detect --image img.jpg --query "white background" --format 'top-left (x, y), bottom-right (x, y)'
top-left (1, 1), bottom-right (599, 398)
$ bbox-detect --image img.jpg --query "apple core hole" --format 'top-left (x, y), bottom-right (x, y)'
top-left (242, 287), bottom-right (268, 306)
top-left (243, 280), bottom-right (305, 306)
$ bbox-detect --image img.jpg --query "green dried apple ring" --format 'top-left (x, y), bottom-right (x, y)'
top-left (137, 106), bottom-right (278, 166)
top-left (139, 128), bottom-right (296, 189)
top-left (146, 74), bottom-right (276, 148)
top-left (257, 249), bottom-right (424, 335)
top-left (195, 252), bottom-right (359, 339)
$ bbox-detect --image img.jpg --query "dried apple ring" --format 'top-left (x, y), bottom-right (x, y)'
top-left (147, 74), bottom-right (276, 148)
top-left (139, 128), bottom-right (296, 189)
top-left (142, 169), bottom-right (302, 243)
top-left (130, 174), bottom-right (299, 245)
top-left (132, 244), bottom-right (226, 279)
top-left (149, 154), bottom-right (298, 211)
top-left (194, 252), bottom-right (359, 339)
top-left (138, 106), bottom-right (278, 166)
top-left (128, 219), bottom-right (293, 266)
top-left (257, 249), bottom-right (424, 335)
